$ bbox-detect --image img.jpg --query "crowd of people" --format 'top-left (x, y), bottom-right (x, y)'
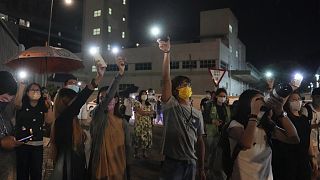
top-left (0, 38), bottom-right (320, 180)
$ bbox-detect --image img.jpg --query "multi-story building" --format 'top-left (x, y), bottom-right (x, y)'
top-left (78, 8), bottom-right (261, 96)
top-left (82, 0), bottom-right (129, 55)
top-left (0, 19), bottom-right (23, 71)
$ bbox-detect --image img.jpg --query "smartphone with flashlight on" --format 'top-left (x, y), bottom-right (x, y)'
top-left (291, 73), bottom-right (303, 88)
top-left (93, 53), bottom-right (107, 68)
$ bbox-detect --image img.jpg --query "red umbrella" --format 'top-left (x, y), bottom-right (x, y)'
top-left (4, 46), bottom-right (84, 74)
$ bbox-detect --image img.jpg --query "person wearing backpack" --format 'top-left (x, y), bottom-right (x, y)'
top-left (301, 87), bottom-right (320, 178)
top-left (227, 89), bottom-right (299, 180)
top-left (272, 91), bottom-right (316, 180)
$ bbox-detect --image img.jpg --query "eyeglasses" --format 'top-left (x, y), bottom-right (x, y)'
top-left (30, 89), bottom-right (40, 92)
top-left (178, 82), bottom-right (191, 88)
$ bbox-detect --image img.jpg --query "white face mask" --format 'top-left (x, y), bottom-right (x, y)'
top-left (66, 85), bottom-right (80, 93)
top-left (217, 97), bottom-right (226, 104)
top-left (141, 95), bottom-right (147, 101)
top-left (289, 101), bottom-right (302, 112)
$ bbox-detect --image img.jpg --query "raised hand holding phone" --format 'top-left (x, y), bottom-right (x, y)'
top-left (116, 56), bottom-right (126, 75)
top-left (93, 53), bottom-right (108, 68)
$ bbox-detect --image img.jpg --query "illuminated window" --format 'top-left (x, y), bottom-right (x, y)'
top-left (93, 10), bottom-right (101, 17)
top-left (108, 8), bottom-right (112, 15)
top-left (107, 44), bottom-right (111, 51)
top-left (93, 28), bottom-right (100, 35)
top-left (236, 50), bottom-right (239, 58)
top-left (108, 25), bottom-right (112, 32)
top-left (122, 32), bottom-right (125, 38)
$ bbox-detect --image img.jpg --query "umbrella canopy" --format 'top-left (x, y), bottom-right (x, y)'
top-left (4, 46), bottom-right (84, 74)
top-left (47, 73), bottom-right (77, 83)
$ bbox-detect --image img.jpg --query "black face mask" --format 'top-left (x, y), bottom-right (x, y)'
top-left (0, 102), bottom-right (8, 112)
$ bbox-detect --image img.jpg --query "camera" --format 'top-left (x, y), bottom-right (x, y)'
top-left (114, 96), bottom-right (126, 118)
top-left (264, 83), bottom-right (293, 107)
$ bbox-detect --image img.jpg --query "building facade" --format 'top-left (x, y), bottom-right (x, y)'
top-left (78, 8), bottom-right (261, 96)
top-left (82, 0), bottom-right (129, 54)
top-left (0, 19), bottom-right (22, 71)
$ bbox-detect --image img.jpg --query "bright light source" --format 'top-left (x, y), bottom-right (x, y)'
top-left (65, 0), bottom-right (72, 5)
top-left (18, 70), bottom-right (27, 79)
top-left (136, 43), bottom-right (140, 47)
top-left (294, 73), bottom-right (303, 81)
top-left (111, 46), bottom-right (119, 55)
top-left (77, 82), bottom-right (82, 86)
top-left (130, 94), bottom-right (136, 99)
top-left (265, 71), bottom-right (273, 78)
top-left (89, 46), bottom-right (99, 55)
top-left (316, 74), bottom-right (320, 79)
top-left (150, 26), bottom-right (161, 37)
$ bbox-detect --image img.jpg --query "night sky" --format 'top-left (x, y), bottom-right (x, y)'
top-left (129, 0), bottom-right (320, 80)
top-left (1, 0), bottom-right (320, 82)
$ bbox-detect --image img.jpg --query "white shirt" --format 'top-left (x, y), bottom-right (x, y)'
top-left (301, 104), bottom-right (320, 147)
top-left (229, 120), bottom-right (273, 180)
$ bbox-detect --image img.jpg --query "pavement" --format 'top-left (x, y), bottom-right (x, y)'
top-left (42, 125), bottom-right (165, 180)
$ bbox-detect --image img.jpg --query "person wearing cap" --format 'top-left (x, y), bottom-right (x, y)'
top-left (301, 87), bottom-right (320, 178)
top-left (0, 71), bottom-right (23, 180)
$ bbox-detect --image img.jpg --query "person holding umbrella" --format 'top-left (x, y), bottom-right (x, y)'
top-left (50, 63), bottom-right (105, 180)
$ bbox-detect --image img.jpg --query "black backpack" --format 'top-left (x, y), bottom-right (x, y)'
top-left (207, 121), bottom-right (242, 180)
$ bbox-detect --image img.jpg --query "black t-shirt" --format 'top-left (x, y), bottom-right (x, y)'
top-left (273, 114), bottom-right (311, 157)
top-left (216, 104), bottom-right (227, 122)
top-left (200, 98), bottom-right (209, 111)
top-left (15, 101), bottom-right (48, 141)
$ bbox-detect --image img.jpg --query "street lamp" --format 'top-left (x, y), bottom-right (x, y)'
top-left (48, 0), bottom-right (73, 46)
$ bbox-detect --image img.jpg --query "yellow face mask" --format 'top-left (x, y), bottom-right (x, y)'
top-left (178, 87), bottom-right (192, 100)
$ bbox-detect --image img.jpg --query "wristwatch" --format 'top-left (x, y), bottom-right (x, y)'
top-left (277, 111), bottom-right (287, 119)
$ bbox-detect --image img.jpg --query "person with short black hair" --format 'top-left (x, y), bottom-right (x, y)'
top-left (158, 38), bottom-right (206, 180)
top-left (0, 71), bottom-right (21, 180)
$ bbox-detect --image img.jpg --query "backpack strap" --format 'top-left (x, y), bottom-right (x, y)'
top-left (305, 103), bottom-right (314, 124)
